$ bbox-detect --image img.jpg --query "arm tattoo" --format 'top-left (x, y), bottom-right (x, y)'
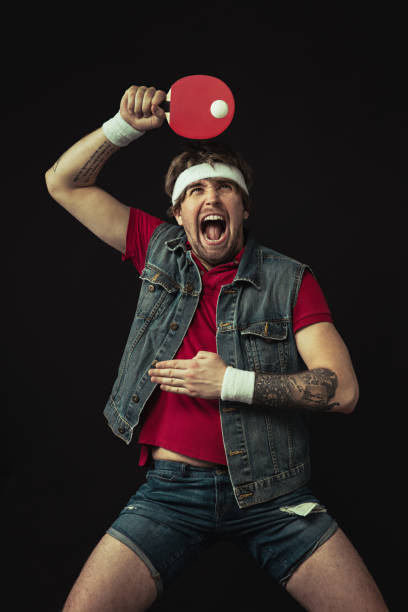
top-left (253, 368), bottom-right (340, 413)
top-left (73, 141), bottom-right (117, 185)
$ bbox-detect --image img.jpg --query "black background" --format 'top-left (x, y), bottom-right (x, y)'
top-left (5, 4), bottom-right (406, 610)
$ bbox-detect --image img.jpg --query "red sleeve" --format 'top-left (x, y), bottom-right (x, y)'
top-left (122, 208), bottom-right (165, 273)
top-left (293, 269), bottom-right (333, 333)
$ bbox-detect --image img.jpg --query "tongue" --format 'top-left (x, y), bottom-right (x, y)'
top-left (205, 222), bottom-right (223, 240)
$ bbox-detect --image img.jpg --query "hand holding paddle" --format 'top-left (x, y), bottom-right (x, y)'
top-left (119, 75), bottom-right (235, 139)
top-left (120, 85), bottom-right (167, 132)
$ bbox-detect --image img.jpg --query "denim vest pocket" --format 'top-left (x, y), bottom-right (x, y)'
top-left (240, 320), bottom-right (289, 373)
top-left (136, 265), bottom-right (180, 321)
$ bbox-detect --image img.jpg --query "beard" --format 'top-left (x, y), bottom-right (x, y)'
top-left (187, 227), bottom-right (245, 269)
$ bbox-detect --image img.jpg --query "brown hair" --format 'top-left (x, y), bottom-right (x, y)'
top-left (164, 141), bottom-right (253, 218)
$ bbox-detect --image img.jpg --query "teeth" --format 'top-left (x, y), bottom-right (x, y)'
top-left (202, 214), bottom-right (224, 222)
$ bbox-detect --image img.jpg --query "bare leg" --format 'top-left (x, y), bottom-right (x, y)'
top-left (63, 534), bottom-right (158, 612)
top-left (286, 528), bottom-right (389, 611)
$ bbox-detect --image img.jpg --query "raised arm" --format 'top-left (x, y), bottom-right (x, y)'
top-left (44, 85), bottom-right (166, 252)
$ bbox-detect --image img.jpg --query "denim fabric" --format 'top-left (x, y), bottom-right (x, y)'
top-left (104, 223), bottom-right (313, 508)
top-left (108, 460), bottom-right (338, 595)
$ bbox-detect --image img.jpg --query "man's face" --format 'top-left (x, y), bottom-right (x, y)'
top-left (174, 177), bottom-right (249, 270)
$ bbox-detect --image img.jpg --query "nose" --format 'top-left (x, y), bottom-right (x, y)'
top-left (203, 184), bottom-right (220, 204)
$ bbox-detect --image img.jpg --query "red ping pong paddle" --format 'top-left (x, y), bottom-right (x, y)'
top-left (161, 75), bottom-right (235, 139)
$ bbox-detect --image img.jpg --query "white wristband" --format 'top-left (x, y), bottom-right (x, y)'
top-left (221, 366), bottom-right (255, 404)
top-left (102, 111), bottom-right (145, 147)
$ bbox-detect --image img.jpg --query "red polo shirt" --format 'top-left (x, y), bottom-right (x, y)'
top-left (122, 208), bottom-right (333, 465)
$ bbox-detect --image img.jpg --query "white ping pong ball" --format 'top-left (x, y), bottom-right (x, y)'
top-left (210, 99), bottom-right (229, 119)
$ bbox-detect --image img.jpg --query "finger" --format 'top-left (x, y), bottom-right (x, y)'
top-left (151, 374), bottom-right (185, 387)
top-left (159, 384), bottom-right (190, 395)
top-left (142, 86), bottom-right (156, 117)
top-left (152, 89), bottom-right (167, 106)
top-left (193, 351), bottom-right (214, 359)
top-left (154, 360), bottom-right (191, 369)
top-left (134, 86), bottom-right (147, 118)
top-left (193, 351), bottom-right (209, 359)
top-left (149, 368), bottom-right (185, 381)
top-left (125, 86), bottom-right (137, 115)
top-left (152, 104), bottom-right (166, 120)
top-left (151, 89), bottom-right (167, 118)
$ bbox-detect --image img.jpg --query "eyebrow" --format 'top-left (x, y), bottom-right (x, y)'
top-left (186, 178), bottom-right (234, 193)
top-left (186, 181), bottom-right (205, 192)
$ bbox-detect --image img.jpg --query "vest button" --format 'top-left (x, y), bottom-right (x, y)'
top-left (148, 284), bottom-right (155, 292)
top-left (118, 426), bottom-right (126, 434)
top-left (185, 282), bottom-right (193, 293)
top-left (170, 322), bottom-right (179, 331)
top-left (131, 394), bottom-right (139, 403)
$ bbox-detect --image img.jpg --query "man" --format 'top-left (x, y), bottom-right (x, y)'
top-left (45, 85), bottom-right (388, 611)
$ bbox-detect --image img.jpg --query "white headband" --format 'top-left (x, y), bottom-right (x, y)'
top-left (171, 162), bottom-right (249, 205)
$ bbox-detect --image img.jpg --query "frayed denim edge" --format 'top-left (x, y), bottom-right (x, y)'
top-left (280, 521), bottom-right (339, 588)
top-left (107, 527), bottom-right (164, 597)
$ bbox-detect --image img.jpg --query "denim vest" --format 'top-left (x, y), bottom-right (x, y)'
top-left (104, 222), bottom-right (312, 508)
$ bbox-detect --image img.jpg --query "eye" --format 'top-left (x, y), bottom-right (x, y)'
top-left (190, 186), bottom-right (203, 194)
top-left (219, 182), bottom-right (233, 190)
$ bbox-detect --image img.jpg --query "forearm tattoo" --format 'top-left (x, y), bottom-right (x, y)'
top-left (72, 141), bottom-right (118, 185)
top-left (253, 368), bottom-right (340, 413)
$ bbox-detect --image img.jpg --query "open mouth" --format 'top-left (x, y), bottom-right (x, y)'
top-left (200, 214), bottom-right (227, 243)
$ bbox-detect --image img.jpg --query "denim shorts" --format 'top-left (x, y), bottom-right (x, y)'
top-left (107, 460), bottom-right (338, 596)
